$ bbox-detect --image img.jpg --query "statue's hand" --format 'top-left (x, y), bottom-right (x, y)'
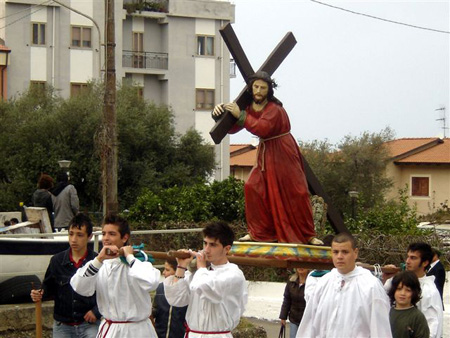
top-left (223, 102), bottom-right (240, 119)
top-left (212, 103), bottom-right (225, 121)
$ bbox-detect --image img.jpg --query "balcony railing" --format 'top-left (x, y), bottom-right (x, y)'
top-left (123, 50), bottom-right (168, 70)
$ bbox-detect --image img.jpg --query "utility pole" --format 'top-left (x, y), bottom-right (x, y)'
top-left (101, 0), bottom-right (118, 215)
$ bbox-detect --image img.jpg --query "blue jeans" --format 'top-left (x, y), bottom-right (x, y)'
top-left (289, 322), bottom-right (299, 338)
top-left (53, 320), bottom-right (100, 338)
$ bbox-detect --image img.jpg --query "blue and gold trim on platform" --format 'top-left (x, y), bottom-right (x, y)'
top-left (230, 241), bottom-right (331, 263)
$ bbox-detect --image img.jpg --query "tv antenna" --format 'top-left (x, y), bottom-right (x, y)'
top-left (435, 106), bottom-right (448, 138)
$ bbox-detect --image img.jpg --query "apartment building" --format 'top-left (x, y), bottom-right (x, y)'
top-left (0, 0), bottom-right (235, 180)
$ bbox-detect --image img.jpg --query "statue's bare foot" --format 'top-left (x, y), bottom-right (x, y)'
top-left (238, 234), bottom-right (254, 242)
top-left (308, 237), bottom-right (324, 245)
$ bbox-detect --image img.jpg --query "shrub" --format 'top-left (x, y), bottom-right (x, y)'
top-left (127, 177), bottom-right (245, 224)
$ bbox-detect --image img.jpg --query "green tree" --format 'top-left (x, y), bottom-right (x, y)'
top-left (0, 83), bottom-right (215, 212)
top-left (300, 128), bottom-right (395, 220)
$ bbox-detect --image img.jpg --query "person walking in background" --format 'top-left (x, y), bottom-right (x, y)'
top-left (426, 248), bottom-right (445, 303)
top-left (152, 259), bottom-right (188, 338)
top-left (388, 271), bottom-right (429, 338)
top-left (32, 173), bottom-right (55, 231)
top-left (279, 268), bottom-right (310, 338)
top-left (30, 214), bottom-right (100, 337)
top-left (52, 172), bottom-right (79, 231)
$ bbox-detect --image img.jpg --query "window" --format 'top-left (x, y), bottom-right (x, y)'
top-left (197, 35), bottom-right (214, 56)
top-left (137, 86), bottom-right (143, 99)
top-left (70, 83), bottom-right (88, 97)
top-left (32, 23), bottom-right (46, 45)
top-left (411, 177), bottom-right (429, 197)
top-left (196, 89), bottom-right (214, 109)
top-left (71, 26), bottom-right (92, 48)
top-left (30, 81), bottom-right (46, 93)
top-left (132, 32), bottom-right (144, 68)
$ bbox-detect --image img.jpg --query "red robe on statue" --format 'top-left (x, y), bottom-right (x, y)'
top-left (230, 102), bottom-right (316, 243)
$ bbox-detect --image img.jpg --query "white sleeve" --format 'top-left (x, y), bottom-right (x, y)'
top-left (369, 283), bottom-right (393, 338)
top-left (127, 257), bottom-right (161, 292)
top-left (296, 284), bottom-right (319, 337)
top-left (189, 267), bottom-right (245, 305)
top-left (70, 258), bottom-right (102, 297)
top-left (304, 274), bottom-right (319, 303)
top-left (163, 273), bottom-right (192, 307)
top-left (420, 288), bottom-right (443, 338)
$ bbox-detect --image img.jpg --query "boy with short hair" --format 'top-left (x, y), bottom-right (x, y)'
top-left (31, 213), bottom-right (100, 338)
top-left (164, 221), bottom-right (248, 336)
top-left (297, 232), bottom-right (392, 338)
top-left (71, 214), bottom-right (161, 337)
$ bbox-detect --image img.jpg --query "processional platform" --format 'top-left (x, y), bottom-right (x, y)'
top-left (228, 241), bottom-right (333, 270)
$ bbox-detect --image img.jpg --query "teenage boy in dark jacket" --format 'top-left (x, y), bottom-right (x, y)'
top-left (31, 213), bottom-right (100, 338)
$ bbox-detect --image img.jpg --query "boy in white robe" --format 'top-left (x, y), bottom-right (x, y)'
top-left (383, 242), bottom-right (443, 338)
top-left (297, 233), bottom-right (392, 338)
top-left (71, 214), bottom-right (161, 338)
top-left (164, 221), bottom-right (248, 337)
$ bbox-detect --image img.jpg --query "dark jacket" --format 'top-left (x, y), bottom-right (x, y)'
top-left (32, 189), bottom-right (54, 230)
top-left (42, 248), bottom-right (101, 323)
top-left (427, 260), bottom-right (446, 301)
top-left (279, 275), bottom-right (306, 325)
top-left (153, 283), bottom-right (187, 338)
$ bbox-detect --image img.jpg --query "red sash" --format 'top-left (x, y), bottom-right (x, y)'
top-left (98, 318), bottom-right (136, 338)
top-left (184, 322), bottom-right (231, 337)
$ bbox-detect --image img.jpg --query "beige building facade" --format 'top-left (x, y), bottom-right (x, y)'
top-left (385, 138), bottom-right (450, 216)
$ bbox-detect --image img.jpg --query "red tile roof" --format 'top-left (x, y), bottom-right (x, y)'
top-left (0, 45), bottom-right (11, 52)
top-left (230, 144), bottom-right (257, 167)
top-left (231, 138), bottom-right (450, 167)
top-left (385, 138), bottom-right (450, 164)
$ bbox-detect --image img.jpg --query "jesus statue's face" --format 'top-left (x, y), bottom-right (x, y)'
top-left (252, 79), bottom-right (269, 104)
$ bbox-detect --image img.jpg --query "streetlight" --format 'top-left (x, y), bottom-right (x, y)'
top-left (348, 190), bottom-right (359, 219)
top-left (58, 160), bottom-right (71, 179)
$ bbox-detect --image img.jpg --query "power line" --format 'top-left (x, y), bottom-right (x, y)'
top-left (0, 0), bottom-right (52, 21)
top-left (310, 0), bottom-right (450, 35)
top-left (0, 1), bottom-right (52, 31)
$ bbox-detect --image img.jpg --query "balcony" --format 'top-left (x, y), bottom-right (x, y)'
top-left (122, 50), bottom-right (168, 70)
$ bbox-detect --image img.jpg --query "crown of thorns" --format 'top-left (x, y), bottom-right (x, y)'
top-left (248, 71), bottom-right (278, 89)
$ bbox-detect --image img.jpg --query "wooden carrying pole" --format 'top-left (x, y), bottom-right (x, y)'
top-left (32, 282), bottom-right (42, 338)
top-left (145, 250), bottom-right (400, 273)
top-left (35, 301), bottom-right (42, 338)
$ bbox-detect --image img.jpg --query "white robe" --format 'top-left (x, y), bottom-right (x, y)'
top-left (385, 274), bottom-right (443, 338)
top-left (297, 266), bottom-right (392, 338)
top-left (164, 262), bottom-right (248, 338)
top-left (71, 256), bottom-right (161, 338)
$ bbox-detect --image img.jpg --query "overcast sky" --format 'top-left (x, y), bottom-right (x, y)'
top-left (227, 0), bottom-right (450, 145)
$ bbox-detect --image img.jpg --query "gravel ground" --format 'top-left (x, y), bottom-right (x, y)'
top-left (0, 329), bottom-right (52, 338)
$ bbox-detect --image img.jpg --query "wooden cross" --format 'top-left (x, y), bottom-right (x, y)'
top-left (212, 23), bottom-right (348, 234)
top-left (210, 23), bottom-right (296, 144)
